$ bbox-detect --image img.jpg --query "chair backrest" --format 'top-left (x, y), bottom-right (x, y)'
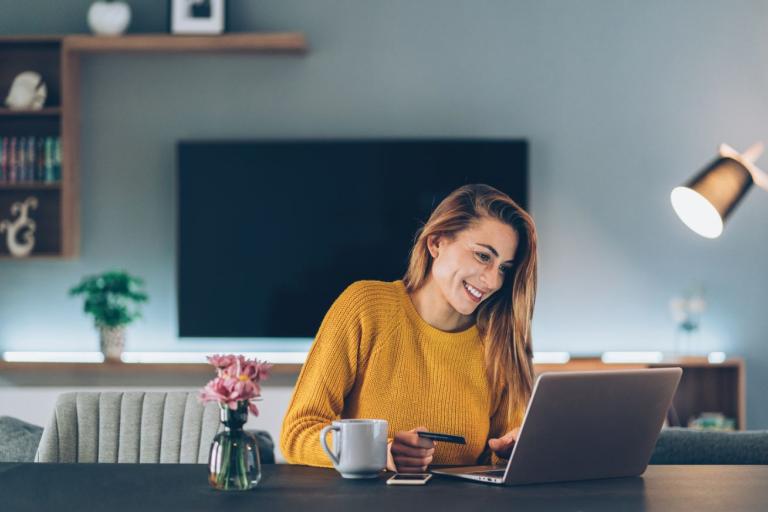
top-left (0, 416), bottom-right (43, 462)
top-left (35, 391), bottom-right (221, 463)
top-left (651, 427), bottom-right (768, 464)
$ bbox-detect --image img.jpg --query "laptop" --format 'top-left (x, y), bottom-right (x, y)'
top-left (432, 368), bottom-right (682, 485)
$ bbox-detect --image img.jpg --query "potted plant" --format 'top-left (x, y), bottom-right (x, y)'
top-left (69, 270), bottom-right (148, 362)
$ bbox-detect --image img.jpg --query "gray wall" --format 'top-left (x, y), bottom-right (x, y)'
top-left (1, 1), bottom-right (767, 427)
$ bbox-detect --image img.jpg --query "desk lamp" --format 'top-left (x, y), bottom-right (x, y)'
top-left (671, 143), bottom-right (768, 238)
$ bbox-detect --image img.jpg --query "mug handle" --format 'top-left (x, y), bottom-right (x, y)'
top-left (320, 424), bottom-right (341, 466)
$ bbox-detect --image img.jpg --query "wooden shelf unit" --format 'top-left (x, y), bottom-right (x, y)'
top-left (0, 37), bottom-right (65, 258)
top-left (0, 360), bottom-right (303, 376)
top-left (0, 33), bottom-right (307, 259)
top-left (0, 355), bottom-right (746, 429)
top-left (536, 357), bottom-right (746, 430)
top-left (0, 107), bottom-right (61, 117)
top-left (0, 360), bottom-right (302, 388)
top-left (0, 182), bottom-right (61, 190)
top-left (63, 33), bottom-right (307, 53)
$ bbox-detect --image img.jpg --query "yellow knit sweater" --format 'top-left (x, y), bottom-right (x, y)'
top-left (280, 280), bottom-right (521, 467)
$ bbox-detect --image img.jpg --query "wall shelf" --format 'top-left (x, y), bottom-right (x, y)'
top-left (0, 108), bottom-right (61, 117)
top-left (0, 253), bottom-right (62, 260)
top-left (0, 360), bottom-right (302, 387)
top-left (0, 356), bottom-right (745, 429)
top-left (63, 33), bottom-right (307, 53)
top-left (0, 183), bottom-right (61, 190)
top-left (0, 37), bottom-right (63, 257)
top-left (0, 32), bottom-right (307, 259)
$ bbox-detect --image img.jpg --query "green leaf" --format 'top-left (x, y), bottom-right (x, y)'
top-left (69, 270), bottom-right (149, 328)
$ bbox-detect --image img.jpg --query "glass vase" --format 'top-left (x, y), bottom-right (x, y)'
top-left (208, 402), bottom-right (261, 491)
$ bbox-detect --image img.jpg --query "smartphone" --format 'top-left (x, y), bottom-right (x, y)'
top-left (386, 473), bottom-right (432, 485)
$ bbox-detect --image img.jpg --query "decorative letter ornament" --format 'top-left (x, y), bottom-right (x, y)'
top-left (0, 197), bottom-right (39, 257)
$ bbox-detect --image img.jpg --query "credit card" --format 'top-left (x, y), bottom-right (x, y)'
top-left (417, 431), bottom-right (466, 444)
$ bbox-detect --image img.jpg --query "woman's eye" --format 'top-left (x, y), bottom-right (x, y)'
top-left (475, 252), bottom-right (491, 263)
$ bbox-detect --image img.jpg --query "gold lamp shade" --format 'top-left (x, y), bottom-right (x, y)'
top-left (671, 144), bottom-right (766, 239)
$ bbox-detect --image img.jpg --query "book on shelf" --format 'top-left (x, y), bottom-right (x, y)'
top-left (0, 135), bottom-right (61, 185)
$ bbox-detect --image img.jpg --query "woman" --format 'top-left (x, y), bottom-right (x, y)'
top-left (280, 183), bottom-right (537, 472)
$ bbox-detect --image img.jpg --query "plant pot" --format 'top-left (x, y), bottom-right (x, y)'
top-left (99, 326), bottom-right (125, 362)
top-left (87, 1), bottom-right (131, 36)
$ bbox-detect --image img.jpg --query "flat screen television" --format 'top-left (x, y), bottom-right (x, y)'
top-left (178, 139), bottom-right (528, 338)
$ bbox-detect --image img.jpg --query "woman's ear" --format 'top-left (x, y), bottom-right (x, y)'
top-left (426, 234), bottom-right (441, 258)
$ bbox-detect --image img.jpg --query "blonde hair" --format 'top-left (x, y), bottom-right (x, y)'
top-left (403, 184), bottom-right (537, 424)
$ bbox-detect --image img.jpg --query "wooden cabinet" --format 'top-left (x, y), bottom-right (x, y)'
top-left (0, 33), bottom-right (306, 259)
top-left (535, 357), bottom-right (746, 430)
top-left (0, 36), bottom-right (70, 257)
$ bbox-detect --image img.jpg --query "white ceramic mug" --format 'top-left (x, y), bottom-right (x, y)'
top-left (320, 419), bottom-right (388, 478)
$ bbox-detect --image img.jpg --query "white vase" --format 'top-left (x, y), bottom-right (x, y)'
top-left (87, 1), bottom-right (131, 36)
top-left (99, 326), bottom-right (126, 362)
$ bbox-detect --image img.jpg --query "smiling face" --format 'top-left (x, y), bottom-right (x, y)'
top-left (427, 216), bottom-right (519, 317)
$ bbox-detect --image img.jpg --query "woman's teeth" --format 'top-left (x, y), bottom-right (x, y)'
top-left (463, 281), bottom-right (483, 300)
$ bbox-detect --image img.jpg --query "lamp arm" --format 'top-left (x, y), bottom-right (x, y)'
top-left (718, 143), bottom-right (768, 191)
top-left (750, 167), bottom-right (768, 191)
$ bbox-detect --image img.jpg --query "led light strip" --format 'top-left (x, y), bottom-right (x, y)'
top-left (707, 352), bottom-right (727, 364)
top-left (601, 351), bottom-right (664, 364)
top-left (532, 351), bottom-right (571, 364)
top-left (2, 351), bottom-right (105, 363)
top-left (1, 350), bottom-right (728, 366)
top-left (120, 352), bottom-right (307, 364)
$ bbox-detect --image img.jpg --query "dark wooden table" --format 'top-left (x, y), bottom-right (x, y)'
top-left (1, 463), bottom-right (766, 511)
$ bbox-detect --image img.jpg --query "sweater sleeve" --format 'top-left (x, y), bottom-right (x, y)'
top-left (279, 283), bottom-right (366, 467)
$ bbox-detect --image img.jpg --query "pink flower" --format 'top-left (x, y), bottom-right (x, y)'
top-left (207, 354), bottom-right (237, 375)
top-left (199, 353), bottom-right (271, 416)
top-left (239, 357), bottom-right (272, 383)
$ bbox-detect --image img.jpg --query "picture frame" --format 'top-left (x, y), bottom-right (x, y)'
top-left (169, 0), bottom-right (227, 35)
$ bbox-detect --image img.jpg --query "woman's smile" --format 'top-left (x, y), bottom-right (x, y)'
top-left (462, 281), bottom-right (485, 303)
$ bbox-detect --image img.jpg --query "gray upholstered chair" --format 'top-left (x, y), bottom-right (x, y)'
top-left (35, 391), bottom-right (222, 463)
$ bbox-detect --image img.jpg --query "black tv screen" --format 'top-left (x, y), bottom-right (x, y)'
top-left (178, 139), bottom-right (528, 338)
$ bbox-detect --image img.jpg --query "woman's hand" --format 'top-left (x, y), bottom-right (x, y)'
top-left (487, 427), bottom-right (521, 460)
top-left (387, 426), bottom-right (435, 473)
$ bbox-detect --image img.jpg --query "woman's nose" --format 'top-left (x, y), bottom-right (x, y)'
top-left (482, 266), bottom-right (502, 291)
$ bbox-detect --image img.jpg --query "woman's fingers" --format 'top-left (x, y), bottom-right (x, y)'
top-left (394, 429), bottom-right (435, 450)
top-left (397, 464), bottom-right (430, 473)
top-left (488, 437), bottom-right (513, 451)
top-left (488, 427), bottom-right (521, 458)
top-left (390, 427), bottom-right (436, 472)
top-left (489, 428), bottom-right (521, 447)
top-left (390, 444), bottom-right (434, 458)
top-left (393, 455), bottom-right (433, 468)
